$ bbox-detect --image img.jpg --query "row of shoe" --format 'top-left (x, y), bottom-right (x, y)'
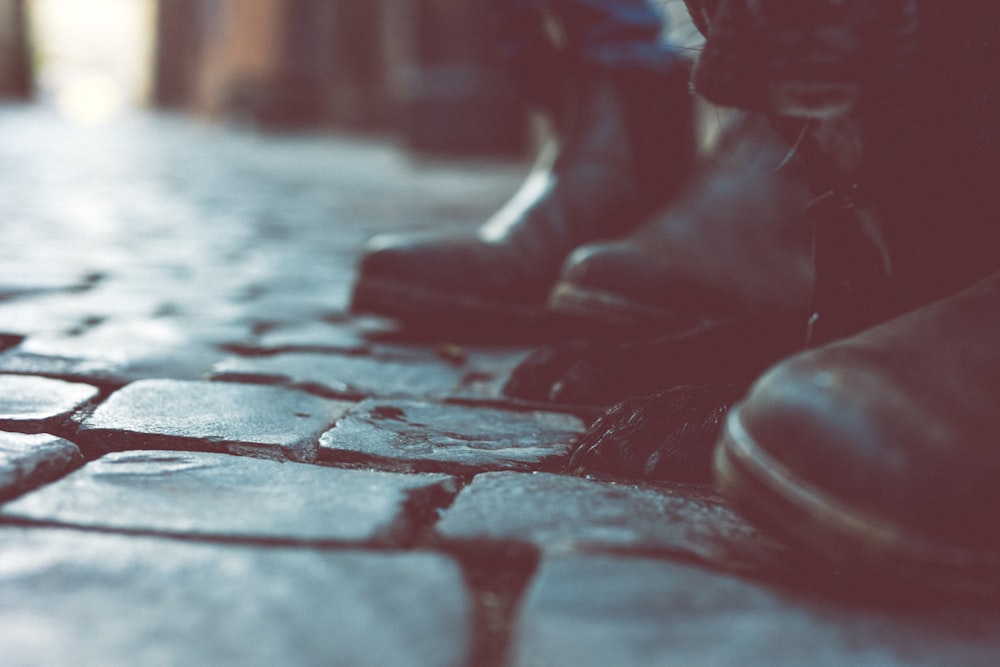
top-left (349, 60), bottom-right (1000, 596)
top-left (353, 63), bottom-right (813, 339)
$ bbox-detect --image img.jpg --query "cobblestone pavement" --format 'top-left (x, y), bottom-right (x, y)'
top-left (1, 104), bottom-right (999, 667)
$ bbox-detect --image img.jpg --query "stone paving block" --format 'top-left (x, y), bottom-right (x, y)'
top-left (211, 347), bottom-right (527, 400)
top-left (212, 351), bottom-right (466, 399)
top-left (0, 374), bottom-right (99, 432)
top-left (319, 398), bottom-right (583, 474)
top-left (513, 554), bottom-right (1000, 667)
top-left (0, 263), bottom-right (98, 299)
top-left (435, 471), bottom-right (784, 572)
top-left (226, 318), bottom-right (374, 355)
top-left (0, 280), bottom-right (199, 334)
top-left (0, 432), bottom-right (83, 501)
top-left (229, 274), bottom-right (355, 323)
top-left (0, 349), bottom-right (130, 387)
top-left (1, 450), bottom-right (456, 544)
top-left (0, 527), bottom-right (470, 667)
top-left (0, 287), bottom-right (144, 341)
top-left (222, 315), bottom-right (420, 356)
top-left (76, 379), bottom-right (353, 462)
top-left (13, 315), bottom-right (248, 382)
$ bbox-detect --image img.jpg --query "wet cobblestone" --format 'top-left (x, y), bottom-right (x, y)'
top-left (0, 374), bottom-right (99, 433)
top-left (319, 399), bottom-right (583, 474)
top-left (211, 345), bottom-right (528, 401)
top-left (2, 450), bottom-right (456, 545)
top-left (0, 432), bottom-right (83, 500)
top-left (0, 527), bottom-right (471, 667)
top-left (0, 106), bottom-right (996, 666)
top-left (435, 471), bottom-right (783, 572)
top-left (76, 379), bottom-right (353, 462)
top-left (513, 555), bottom-right (1000, 667)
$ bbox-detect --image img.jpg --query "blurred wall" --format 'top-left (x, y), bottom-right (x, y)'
top-left (153, 0), bottom-right (209, 111)
top-left (0, 0), bottom-right (32, 99)
top-left (153, 0), bottom-right (526, 155)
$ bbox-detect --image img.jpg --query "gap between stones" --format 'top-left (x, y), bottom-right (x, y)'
top-left (441, 540), bottom-right (540, 667)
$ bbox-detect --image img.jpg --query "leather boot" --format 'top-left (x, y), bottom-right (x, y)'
top-left (715, 271), bottom-right (1000, 596)
top-left (350, 61), bottom-right (694, 330)
top-left (548, 111), bottom-right (813, 331)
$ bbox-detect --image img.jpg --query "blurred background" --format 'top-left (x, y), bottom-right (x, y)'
top-left (0, 0), bottom-right (528, 156)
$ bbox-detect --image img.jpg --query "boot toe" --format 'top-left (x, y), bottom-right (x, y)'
top-left (351, 231), bottom-right (556, 324)
top-left (358, 233), bottom-right (462, 287)
top-left (733, 353), bottom-right (919, 516)
top-left (552, 240), bottom-right (749, 328)
top-left (716, 296), bottom-right (1000, 594)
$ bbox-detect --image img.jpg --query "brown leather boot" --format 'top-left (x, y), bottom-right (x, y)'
top-left (549, 111), bottom-right (813, 331)
top-left (715, 272), bottom-right (1000, 596)
top-left (349, 62), bottom-right (694, 331)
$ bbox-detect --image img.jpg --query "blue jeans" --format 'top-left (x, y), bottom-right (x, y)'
top-left (495, 0), bottom-right (677, 72)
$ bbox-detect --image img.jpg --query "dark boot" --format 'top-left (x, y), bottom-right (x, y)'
top-left (503, 114), bottom-right (813, 482)
top-left (715, 272), bottom-right (1000, 596)
top-left (350, 61), bottom-right (694, 331)
top-left (549, 111), bottom-right (813, 331)
top-left (504, 113), bottom-right (811, 429)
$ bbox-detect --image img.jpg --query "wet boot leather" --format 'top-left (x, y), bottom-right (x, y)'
top-left (350, 63), bottom-right (694, 330)
top-left (715, 271), bottom-right (1000, 596)
top-left (549, 111), bottom-right (813, 331)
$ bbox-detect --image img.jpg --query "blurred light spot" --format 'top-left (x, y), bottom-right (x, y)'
top-left (28, 0), bottom-right (155, 125)
top-left (56, 72), bottom-right (124, 125)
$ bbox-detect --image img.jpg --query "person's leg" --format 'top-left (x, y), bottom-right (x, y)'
top-left (497, 0), bottom-right (669, 75)
top-left (495, 0), bottom-right (674, 129)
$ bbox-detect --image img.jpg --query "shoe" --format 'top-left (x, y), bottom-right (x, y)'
top-left (715, 272), bottom-right (1000, 596)
top-left (548, 111), bottom-right (813, 331)
top-left (350, 62), bottom-right (694, 330)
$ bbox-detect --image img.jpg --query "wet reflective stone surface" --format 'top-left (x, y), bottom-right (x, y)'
top-left (0, 431), bottom-right (83, 501)
top-left (0, 108), bottom-right (995, 665)
top-left (319, 399), bottom-right (583, 474)
top-left (76, 379), bottom-right (353, 462)
top-left (2, 450), bottom-right (457, 545)
top-left (0, 527), bottom-right (471, 667)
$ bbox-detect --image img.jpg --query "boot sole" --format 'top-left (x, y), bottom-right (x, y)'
top-left (715, 406), bottom-right (1000, 598)
top-left (548, 281), bottom-right (699, 332)
top-left (351, 277), bottom-right (610, 339)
